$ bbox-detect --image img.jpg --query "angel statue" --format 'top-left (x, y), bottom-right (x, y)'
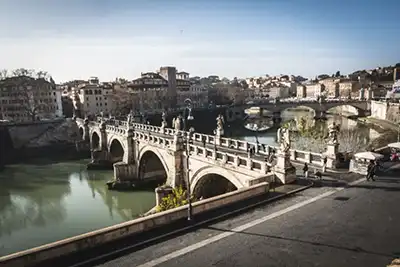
top-left (277, 127), bottom-right (291, 153)
top-left (161, 111), bottom-right (167, 128)
top-left (327, 122), bottom-right (340, 144)
top-left (126, 112), bottom-right (133, 128)
top-left (216, 114), bottom-right (224, 130)
top-left (173, 116), bottom-right (182, 131)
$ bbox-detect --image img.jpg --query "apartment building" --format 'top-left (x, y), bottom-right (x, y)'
top-left (71, 77), bottom-right (115, 116)
top-left (128, 72), bottom-right (169, 112)
top-left (177, 84), bottom-right (209, 108)
top-left (0, 75), bottom-right (61, 122)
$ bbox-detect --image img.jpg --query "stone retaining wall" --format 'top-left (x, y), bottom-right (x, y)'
top-left (0, 182), bottom-right (269, 267)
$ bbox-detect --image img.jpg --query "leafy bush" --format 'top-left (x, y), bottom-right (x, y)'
top-left (156, 185), bottom-right (193, 212)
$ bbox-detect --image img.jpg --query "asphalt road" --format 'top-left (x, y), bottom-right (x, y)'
top-left (87, 176), bottom-right (400, 267)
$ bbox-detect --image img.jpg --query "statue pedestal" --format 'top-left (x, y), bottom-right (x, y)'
top-left (214, 128), bottom-right (224, 145)
top-left (155, 186), bottom-right (173, 207)
top-left (274, 152), bottom-right (296, 184)
top-left (324, 143), bottom-right (339, 169)
top-left (171, 133), bottom-right (184, 151)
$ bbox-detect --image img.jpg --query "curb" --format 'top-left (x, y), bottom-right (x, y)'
top-left (70, 181), bottom-right (314, 267)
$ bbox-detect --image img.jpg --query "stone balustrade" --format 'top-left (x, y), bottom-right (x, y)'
top-left (105, 125), bottom-right (127, 135)
top-left (133, 131), bottom-right (174, 149)
top-left (187, 144), bottom-right (271, 175)
top-left (85, 118), bottom-right (327, 168)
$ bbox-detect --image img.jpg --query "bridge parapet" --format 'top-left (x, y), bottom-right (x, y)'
top-left (133, 131), bottom-right (176, 149)
top-left (187, 143), bottom-right (272, 176)
top-left (105, 125), bottom-right (127, 135)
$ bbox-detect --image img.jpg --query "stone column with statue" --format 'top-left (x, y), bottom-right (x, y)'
top-left (273, 127), bottom-right (296, 184)
top-left (214, 114), bottom-right (225, 146)
top-left (171, 115), bottom-right (184, 150)
top-left (324, 122), bottom-right (340, 169)
top-left (160, 111), bottom-right (168, 133)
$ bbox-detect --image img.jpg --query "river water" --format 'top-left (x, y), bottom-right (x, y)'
top-left (0, 111), bottom-right (379, 256)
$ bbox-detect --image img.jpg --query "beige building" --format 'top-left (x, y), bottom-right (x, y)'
top-left (304, 83), bottom-right (325, 98)
top-left (318, 78), bottom-right (340, 98)
top-left (0, 76), bottom-right (61, 122)
top-left (71, 77), bottom-right (115, 117)
top-left (128, 72), bottom-right (169, 112)
top-left (177, 84), bottom-right (208, 108)
top-left (338, 79), bottom-right (360, 98)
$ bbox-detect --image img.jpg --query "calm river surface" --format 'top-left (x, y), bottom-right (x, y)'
top-left (0, 111), bottom-right (377, 256)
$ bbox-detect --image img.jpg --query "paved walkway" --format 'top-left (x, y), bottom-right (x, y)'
top-left (89, 176), bottom-right (400, 267)
top-left (41, 179), bottom-right (313, 267)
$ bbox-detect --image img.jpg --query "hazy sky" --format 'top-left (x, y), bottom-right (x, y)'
top-left (0, 0), bottom-right (399, 82)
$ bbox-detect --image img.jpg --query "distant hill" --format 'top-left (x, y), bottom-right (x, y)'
top-left (348, 63), bottom-right (400, 82)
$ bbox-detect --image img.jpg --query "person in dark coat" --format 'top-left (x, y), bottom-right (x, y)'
top-left (303, 163), bottom-right (309, 179)
top-left (367, 160), bottom-right (376, 181)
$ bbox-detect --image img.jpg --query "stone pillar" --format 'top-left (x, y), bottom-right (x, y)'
top-left (155, 186), bottom-right (173, 207)
top-left (83, 124), bottom-right (90, 142)
top-left (274, 151), bottom-right (296, 184)
top-left (113, 162), bottom-right (137, 181)
top-left (215, 128), bottom-right (224, 146)
top-left (324, 143), bottom-right (339, 169)
top-left (122, 129), bottom-right (134, 164)
top-left (99, 129), bottom-right (107, 151)
top-left (166, 133), bottom-right (185, 188)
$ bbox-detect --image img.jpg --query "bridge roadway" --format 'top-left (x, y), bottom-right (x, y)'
top-left (77, 176), bottom-right (399, 267)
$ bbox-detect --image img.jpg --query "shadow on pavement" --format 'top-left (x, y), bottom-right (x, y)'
top-left (203, 226), bottom-right (399, 259)
top-left (349, 184), bottom-right (400, 192)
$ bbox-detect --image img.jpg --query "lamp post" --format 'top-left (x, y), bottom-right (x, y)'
top-left (183, 99), bottom-right (194, 221)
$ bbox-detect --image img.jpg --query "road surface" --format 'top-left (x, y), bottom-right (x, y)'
top-left (86, 176), bottom-right (400, 267)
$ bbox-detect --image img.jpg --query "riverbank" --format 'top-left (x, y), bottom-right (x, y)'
top-left (357, 117), bottom-right (398, 149)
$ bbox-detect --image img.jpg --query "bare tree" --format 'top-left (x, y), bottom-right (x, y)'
top-left (0, 69), bottom-right (8, 80)
top-left (290, 123), bottom-right (368, 153)
top-left (338, 129), bottom-right (368, 153)
top-left (110, 86), bottom-right (134, 115)
top-left (2, 69), bottom-right (55, 121)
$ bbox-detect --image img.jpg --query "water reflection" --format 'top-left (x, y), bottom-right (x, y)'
top-left (0, 160), bottom-right (155, 256)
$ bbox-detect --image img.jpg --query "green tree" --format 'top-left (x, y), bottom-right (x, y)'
top-left (335, 71), bottom-right (341, 77)
top-left (156, 185), bottom-right (193, 212)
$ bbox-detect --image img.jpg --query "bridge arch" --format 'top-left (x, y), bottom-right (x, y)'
top-left (190, 166), bottom-right (244, 199)
top-left (280, 105), bottom-right (316, 115)
top-left (138, 146), bottom-right (169, 181)
top-left (109, 138), bottom-right (125, 163)
top-left (91, 131), bottom-right (101, 150)
top-left (326, 104), bottom-right (361, 116)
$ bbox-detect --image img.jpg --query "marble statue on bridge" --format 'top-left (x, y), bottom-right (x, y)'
top-left (126, 112), bottom-right (133, 128)
top-left (161, 111), bottom-right (168, 129)
top-left (277, 127), bottom-right (291, 153)
top-left (172, 115), bottom-right (182, 132)
top-left (327, 122), bottom-right (340, 145)
top-left (216, 114), bottom-right (224, 130)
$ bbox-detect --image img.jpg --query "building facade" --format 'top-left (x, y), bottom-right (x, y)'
top-left (71, 77), bottom-right (115, 117)
top-left (0, 76), bottom-right (61, 122)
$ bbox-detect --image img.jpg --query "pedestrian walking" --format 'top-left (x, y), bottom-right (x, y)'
top-left (366, 160), bottom-right (376, 181)
top-left (303, 163), bottom-right (309, 179)
top-left (322, 156), bottom-right (327, 173)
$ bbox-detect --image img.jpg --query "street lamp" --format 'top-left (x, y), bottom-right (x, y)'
top-left (183, 99), bottom-right (194, 221)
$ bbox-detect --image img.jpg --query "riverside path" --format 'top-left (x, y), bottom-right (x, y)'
top-left (64, 175), bottom-right (400, 267)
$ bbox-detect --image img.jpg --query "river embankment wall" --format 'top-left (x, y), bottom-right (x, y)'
top-left (0, 119), bottom-right (87, 165)
top-left (0, 182), bottom-right (269, 267)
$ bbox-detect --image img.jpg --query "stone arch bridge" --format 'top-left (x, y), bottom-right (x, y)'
top-left (224, 99), bottom-right (370, 122)
top-left (75, 117), bottom-right (334, 197)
